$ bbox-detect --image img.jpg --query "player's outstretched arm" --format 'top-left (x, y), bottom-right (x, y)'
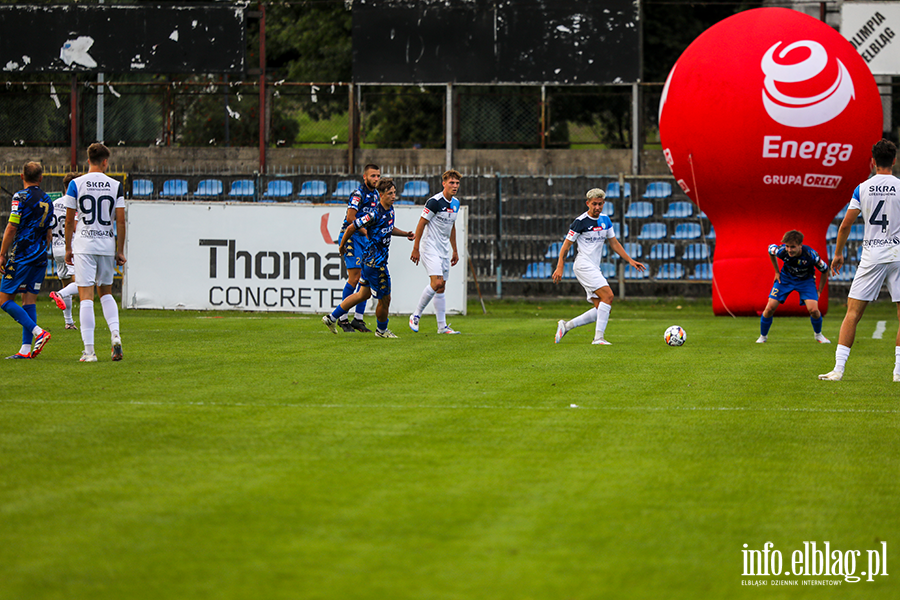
top-left (609, 237), bottom-right (646, 271)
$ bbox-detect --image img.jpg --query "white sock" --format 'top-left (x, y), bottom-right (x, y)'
top-left (434, 292), bottom-right (447, 329)
top-left (894, 347), bottom-right (900, 376)
top-left (59, 282), bottom-right (79, 298)
top-left (415, 285), bottom-right (436, 317)
top-left (31, 325), bottom-right (42, 337)
top-left (81, 300), bottom-right (95, 352)
top-left (19, 344), bottom-right (31, 355)
top-left (100, 294), bottom-right (120, 339)
top-left (594, 302), bottom-right (612, 340)
top-left (835, 344), bottom-right (851, 373)
top-left (567, 308), bottom-right (598, 330)
top-left (63, 296), bottom-right (73, 324)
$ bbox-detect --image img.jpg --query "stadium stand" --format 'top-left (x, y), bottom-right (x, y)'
top-left (637, 222), bottom-right (667, 240)
top-left (228, 180), bottom-right (255, 200)
top-left (649, 243), bottom-right (676, 260)
top-left (522, 262), bottom-right (553, 278)
top-left (297, 180), bottom-right (327, 200)
top-left (400, 180), bottom-right (430, 200)
top-left (544, 241), bottom-right (575, 260)
top-left (262, 180), bottom-right (293, 201)
top-left (642, 181), bottom-right (672, 200)
top-left (682, 243), bottom-right (710, 261)
top-left (690, 263), bottom-right (713, 280)
top-left (605, 181), bottom-right (631, 199)
top-left (831, 265), bottom-right (857, 282)
top-left (601, 263), bottom-right (616, 278)
top-left (602, 203), bottom-right (615, 217)
top-left (656, 263), bottom-right (685, 280)
top-left (848, 223), bottom-right (864, 241)
top-left (194, 179), bottom-right (223, 198)
top-left (624, 201), bottom-right (653, 219)
top-left (132, 179), bottom-right (153, 198)
top-left (624, 264), bottom-right (649, 279)
top-left (612, 223), bottom-right (629, 238)
top-left (662, 201), bottom-right (693, 218)
top-left (333, 180), bottom-right (360, 199)
top-left (826, 224), bottom-right (838, 240)
top-left (673, 222), bottom-right (702, 240)
top-left (562, 263), bottom-right (576, 279)
top-left (161, 179), bottom-right (188, 198)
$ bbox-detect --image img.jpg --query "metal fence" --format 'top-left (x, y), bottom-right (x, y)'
top-left (0, 77), bottom-right (673, 151)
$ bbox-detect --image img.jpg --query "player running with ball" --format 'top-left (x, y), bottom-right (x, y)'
top-left (552, 188), bottom-right (646, 345)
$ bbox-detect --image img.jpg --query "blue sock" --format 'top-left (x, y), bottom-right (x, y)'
top-left (2, 300), bottom-right (38, 334)
top-left (23, 304), bottom-right (37, 345)
top-left (811, 316), bottom-right (823, 334)
top-left (377, 319), bottom-right (389, 332)
top-left (331, 305), bottom-right (348, 320)
top-left (355, 299), bottom-right (367, 320)
top-left (342, 283), bottom-right (354, 301)
top-left (760, 316), bottom-right (773, 336)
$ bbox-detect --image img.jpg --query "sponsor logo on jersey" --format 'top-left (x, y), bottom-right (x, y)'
top-left (86, 180), bottom-right (111, 189)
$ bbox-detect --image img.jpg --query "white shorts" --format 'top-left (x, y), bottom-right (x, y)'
top-left (848, 261), bottom-right (900, 302)
top-left (421, 252), bottom-right (450, 280)
top-left (574, 261), bottom-right (609, 301)
top-left (74, 254), bottom-right (116, 287)
top-left (53, 250), bottom-right (74, 280)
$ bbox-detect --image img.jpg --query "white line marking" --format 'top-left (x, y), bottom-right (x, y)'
top-left (873, 320), bottom-right (887, 339)
top-left (1, 399), bottom-right (895, 415)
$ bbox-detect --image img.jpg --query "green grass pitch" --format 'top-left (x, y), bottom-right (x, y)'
top-left (1, 297), bottom-right (898, 599)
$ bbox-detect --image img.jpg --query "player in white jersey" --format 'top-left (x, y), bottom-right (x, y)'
top-left (409, 169), bottom-right (462, 334)
top-left (63, 143), bottom-right (126, 363)
top-left (48, 172), bottom-right (80, 330)
top-left (820, 139), bottom-right (900, 381)
top-left (552, 188), bottom-right (646, 345)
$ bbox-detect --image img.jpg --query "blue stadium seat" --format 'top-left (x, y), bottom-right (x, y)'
top-left (662, 201), bottom-right (694, 218)
top-left (545, 241), bottom-right (574, 260)
top-left (827, 243), bottom-right (848, 260)
top-left (601, 263), bottom-right (616, 278)
top-left (605, 181), bottom-right (631, 199)
top-left (262, 180), bottom-right (293, 201)
top-left (854, 246), bottom-right (863, 263)
top-left (835, 203), bottom-right (849, 220)
top-left (637, 222), bottom-right (667, 240)
top-left (333, 180), bottom-right (360, 199)
top-left (522, 262), bottom-right (553, 279)
top-left (612, 223), bottom-right (629, 238)
top-left (673, 222), bottom-right (701, 240)
top-left (400, 180), bottom-right (430, 199)
top-left (656, 263), bottom-right (685, 280)
top-left (848, 224), bottom-right (864, 241)
top-left (625, 201), bottom-right (653, 219)
top-left (194, 179), bottom-right (223, 198)
top-left (132, 179), bottom-right (153, 198)
top-left (689, 263), bottom-right (713, 280)
top-left (228, 180), bottom-right (255, 200)
top-left (624, 264), bottom-right (649, 279)
top-left (602, 203), bottom-right (615, 217)
top-left (562, 263), bottom-right (576, 279)
top-left (161, 179), bottom-right (188, 198)
top-left (832, 264), bottom-right (857, 282)
top-left (706, 226), bottom-right (715, 239)
top-left (649, 243), bottom-right (676, 260)
top-left (642, 181), bottom-right (672, 199)
top-left (298, 180), bottom-right (327, 200)
top-left (682, 243), bottom-right (710, 261)
top-left (826, 224), bottom-right (838, 241)
top-left (618, 242), bottom-right (642, 259)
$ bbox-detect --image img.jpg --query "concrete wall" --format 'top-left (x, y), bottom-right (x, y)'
top-left (1, 147), bottom-right (672, 177)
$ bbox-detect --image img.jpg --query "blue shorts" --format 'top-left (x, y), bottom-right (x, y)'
top-left (360, 263), bottom-right (391, 299)
top-left (342, 234), bottom-right (369, 270)
top-left (769, 277), bottom-right (818, 305)
top-left (1, 259), bottom-right (47, 295)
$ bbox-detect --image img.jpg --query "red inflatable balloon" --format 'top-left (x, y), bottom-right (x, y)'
top-left (659, 7), bottom-right (882, 316)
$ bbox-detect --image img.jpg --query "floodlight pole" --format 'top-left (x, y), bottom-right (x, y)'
top-left (258, 2), bottom-right (267, 173)
top-left (445, 82), bottom-right (453, 171)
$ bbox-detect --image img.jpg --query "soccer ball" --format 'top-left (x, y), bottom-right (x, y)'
top-left (664, 325), bottom-right (686, 346)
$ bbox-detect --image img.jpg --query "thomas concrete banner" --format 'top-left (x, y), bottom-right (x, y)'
top-left (123, 201), bottom-right (467, 315)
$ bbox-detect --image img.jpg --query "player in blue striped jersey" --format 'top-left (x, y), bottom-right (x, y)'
top-left (757, 230), bottom-right (829, 344)
top-left (336, 164), bottom-right (381, 333)
top-left (0, 162), bottom-right (53, 359)
top-left (323, 178), bottom-right (414, 338)
top-left (552, 188), bottom-right (645, 345)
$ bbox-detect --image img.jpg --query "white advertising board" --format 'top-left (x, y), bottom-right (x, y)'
top-left (842, 2), bottom-right (900, 74)
top-left (122, 201), bottom-right (467, 315)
